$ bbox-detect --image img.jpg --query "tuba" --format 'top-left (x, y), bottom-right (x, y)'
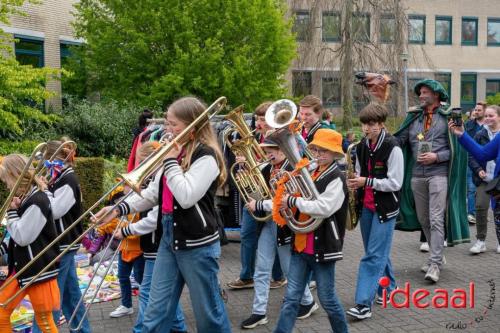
top-left (0, 97), bottom-right (227, 308)
top-left (345, 142), bottom-right (359, 230)
top-left (224, 106), bottom-right (273, 221)
top-left (265, 99), bottom-right (323, 234)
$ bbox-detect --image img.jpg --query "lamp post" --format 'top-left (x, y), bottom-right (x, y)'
top-left (401, 52), bottom-right (409, 113)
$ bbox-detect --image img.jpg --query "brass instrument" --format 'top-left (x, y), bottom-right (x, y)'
top-left (265, 99), bottom-right (324, 234)
top-left (39, 140), bottom-right (77, 182)
top-left (224, 106), bottom-right (273, 221)
top-left (0, 143), bottom-right (48, 243)
top-left (0, 97), bottom-right (227, 308)
top-left (345, 142), bottom-right (359, 230)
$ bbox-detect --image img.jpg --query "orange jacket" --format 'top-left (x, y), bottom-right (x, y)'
top-left (96, 214), bottom-right (142, 262)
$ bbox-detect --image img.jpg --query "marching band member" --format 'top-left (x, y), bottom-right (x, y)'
top-left (346, 103), bottom-right (403, 320)
top-left (0, 154), bottom-right (60, 332)
top-left (273, 129), bottom-right (349, 333)
top-left (298, 95), bottom-right (334, 143)
top-left (93, 96), bottom-right (231, 332)
top-left (29, 140), bottom-right (91, 333)
top-left (242, 136), bottom-right (316, 329)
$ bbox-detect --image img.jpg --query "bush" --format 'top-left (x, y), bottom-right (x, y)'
top-left (73, 157), bottom-right (105, 213)
top-left (55, 97), bottom-right (160, 158)
top-left (486, 93), bottom-right (500, 106)
top-left (0, 140), bottom-right (40, 155)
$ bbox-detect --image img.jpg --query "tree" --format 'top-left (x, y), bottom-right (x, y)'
top-left (486, 93), bottom-right (500, 106)
top-left (73, 0), bottom-right (297, 110)
top-left (0, 0), bottom-right (61, 138)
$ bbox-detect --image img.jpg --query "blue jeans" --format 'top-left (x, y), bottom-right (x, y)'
top-left (273, 253), bottom-right (348, 333)
top-left (32, 250), bottom-right (91, 333)
top-left (118, 252), bottom-right (145, 308)
top-left (355, 208), bottom-right (397, 306)
top-left (239, 207), bottom-right (259, 280)
top-left (253, 221), bottom-right (313, 315)
top-left (133, 259), bottom-right (187, 333)
top-left (467, 168), bottom-right (476, 216)
top-left (142, 214), bottom-right (231, 333)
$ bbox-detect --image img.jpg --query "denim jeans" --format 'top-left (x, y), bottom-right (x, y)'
top-left (32, 250), bottom-right (91, 333)
top-left (355, 208), bottom-right (397, 306)
top-left (118, 252), bottom-right (145, 308)
top-left (253, 221), bottom-right (313, 315)
top-left (133, 259), bottom-right (187, 333)
top-left (239, 207), bottom-right (259, 280)
top-left (142, 214), bottom-right (231, 333)
top-left (273, 253), bottom-right (348, 333)
top-left (467, 168), bottom-right (476, 216)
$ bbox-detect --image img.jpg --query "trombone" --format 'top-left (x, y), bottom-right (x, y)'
top-left (39, 140), bottom-right (77, 182)
top-left (0, 142), bottom-right (48, 244)
top-left (0, 97), bottom-right (227, 308)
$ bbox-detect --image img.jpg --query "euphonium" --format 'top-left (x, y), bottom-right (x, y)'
top-left (224, 105), bottom-right (273, 221)
top-left (345, 142), bottom-right (359, 230)
top-left (265, 99), bottom-right (323, 234)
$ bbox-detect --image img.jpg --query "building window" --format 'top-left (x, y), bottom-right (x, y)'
top-left (487, 18), bottom-right (500, 46)
top-left (293, 11), bottom-right (310, 42)
top-left (435, 73), bottom-right (452, 101)
top-left (292, 71), bottom-right (312, 97)
top-left (461, 74), bottom-right (477, 110)
top-left (322, 77), bottom-right (341, 106)
top-left (486, 79), bottom-right (500, 97)
top-left (409, 77), bottom-right (424, 106)
top-left (352, 13), bottom-right (370, 42)
top-left (380, 14), bottom-right (395, 43)
top-left (462, 17), bottom-right (478, 46)
top-left (353, 84), bottom-right (369, 114)
top-left (15, 36), bottom-right (44, 67)
top-left (408, 15), bottom-right (426, 44)
top-left (322, 12), bottom-right (341, 42)
top-left (435, 16), bottom-right (452, 45)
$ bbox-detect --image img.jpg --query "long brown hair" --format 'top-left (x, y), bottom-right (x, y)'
top-left (168, 97), bottom-right (227, 187)
top-left (0, 154), bottom-right (44, 195)
top-left (45, 137), bottom-right (76, 166)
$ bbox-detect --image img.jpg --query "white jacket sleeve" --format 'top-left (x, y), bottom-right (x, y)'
top-left (117, 170), bottom-right (161, 216)
top-left (366, 147), bottom-right (404, 192)
top-left (45, 185), bottom-right (76, 220)
top-left (122, 206), bottom-right (159, 237)
top-left (293, 178), bottom-right (345, 218)
top-left (163, 156), bottom-right (219, 209)
top-left (6, 206), bottom-right (47, 247)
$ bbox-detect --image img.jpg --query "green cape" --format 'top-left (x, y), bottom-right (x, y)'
top-left (394, 106), bottom-right (470, 246)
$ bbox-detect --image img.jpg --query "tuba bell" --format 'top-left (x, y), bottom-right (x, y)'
top-left (223, 106), bottom-right (273, 221)
top-left (265, 99), bottom-right (324, 234)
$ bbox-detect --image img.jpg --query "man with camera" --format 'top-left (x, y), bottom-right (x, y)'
top-left (395, 79), bottom-right (469, 283)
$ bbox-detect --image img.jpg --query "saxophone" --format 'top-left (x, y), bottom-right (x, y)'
top-left (345, 142), bottom-right (359, 230)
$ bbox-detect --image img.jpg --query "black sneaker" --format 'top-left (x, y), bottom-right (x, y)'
top-left (297, 301), bottom-right (319, 320)
top-left (346, 304), bottom-right (372, 320)
top-left (241, 314), bottom-right (268, 329)
top-left (375, 294), bottom-right (390, 305)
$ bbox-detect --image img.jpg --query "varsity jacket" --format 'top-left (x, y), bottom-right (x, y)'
top-left (286, 162), bottom-right (348, 263)
top-left (355, 130), bottom-right (404, 222)
top-left (5, 187), bottom-right (59, 287)
top-left (46, 166), bottom-right (83, 252)
top-left (118, 144), bottom-right (220, 250)
top-left (122, 206), bottom-right (161, 260)
top-left (254, 160), bottom-right (293, 246)
top-left (303, 121), bottom-right (325, 143)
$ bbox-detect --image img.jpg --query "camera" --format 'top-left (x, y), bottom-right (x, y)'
top-left (450, 107), bottom-right (463, 126)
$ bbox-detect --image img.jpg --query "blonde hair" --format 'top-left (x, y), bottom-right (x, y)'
top-left (45, 137), bottom-right (76, 165)
top-left (0, 154), bottom-right (43, 195)
top-left (136, 141), bottom-right (161, 164)
top-left (168, 97), bottom-right (227, 187)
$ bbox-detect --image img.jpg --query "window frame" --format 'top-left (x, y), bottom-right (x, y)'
top-left (487, 18), bottom-right (500, 46)
top-left (293, 10), bottom-right (311, 42)
top-left (408, 15), bottom-right (426, 44)
top-left (352, 13), bottom-right (371, 42)
top-left (460, 73), bottom-right (477, 110)
top-left (435, 72), bottom-right (452, 102)
top-left (292, 71), bottom-right (312, 97)
top-left (435, 16), bottom-right (452, 45)
top-left (322, 11), bottom-right (341, 42)
top-left (486, 79), bottom-right (500, 97)
top-left (14, 35), bottom-right (44, 67)
top-left (380, 14), bottom-right (396, 44)
top-left (461, 17), bottom-right (478, 46)
top-left (321, 76), bottom-right (341, 107)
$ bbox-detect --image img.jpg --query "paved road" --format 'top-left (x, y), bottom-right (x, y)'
top-left (65, 224), bottom-right (500, 333)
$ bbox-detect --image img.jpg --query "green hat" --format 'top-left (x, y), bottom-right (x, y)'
top-left (413, 79), bottom-right (449, 102)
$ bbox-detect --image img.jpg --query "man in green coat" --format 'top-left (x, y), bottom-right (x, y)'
top-left (394, 79), bottom-right (469, 283)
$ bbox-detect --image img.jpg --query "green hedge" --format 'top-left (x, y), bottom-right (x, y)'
top-left (0, 140), bottom-right (40, 156)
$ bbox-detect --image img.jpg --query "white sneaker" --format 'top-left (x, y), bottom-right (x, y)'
top-left (110, 305), bottom-right (133, 318)
top-left (420, 242), bottom-right (429, 252)
top-left (469, 240), bottom-right (486, 254)
top-left (444, 240), bottom-right (447, 247)
top-left (468, 214), bottom-right (476, 224)
top-left (425, 263), bottom-right (440, 283)
top-left (496, 245), bottom-right (500, 254)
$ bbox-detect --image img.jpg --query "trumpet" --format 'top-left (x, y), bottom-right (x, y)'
top-left (224, 106), bottom-right (273, 221)
top-left (265, 99), bottom-right (324, 234)
top-left (0, 97), bottom-right (227, 308)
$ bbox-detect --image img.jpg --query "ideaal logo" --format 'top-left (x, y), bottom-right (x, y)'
top-left (378, 277), bottom-right (496, 330)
